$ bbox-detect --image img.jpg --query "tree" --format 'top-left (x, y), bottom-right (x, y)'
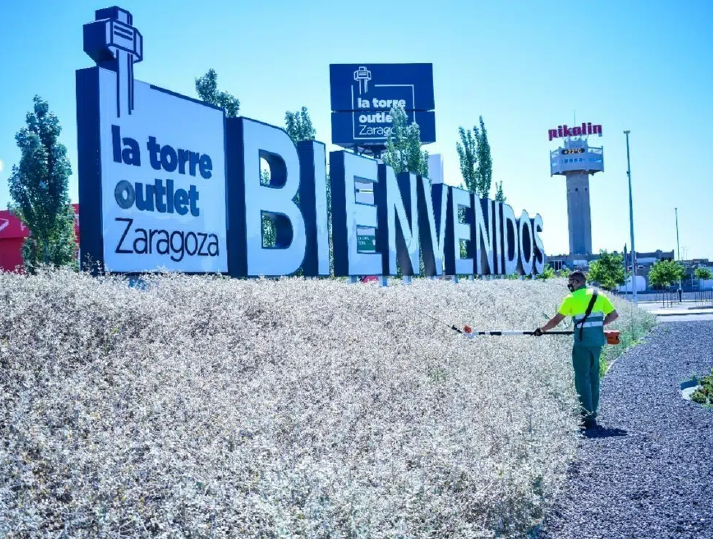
top-left (536, 263), bottom-right (555, 280)
top-left (475, 116), bottom-right (492, 198)
top-left (285, 107), bottom-right (316, 143)
top-left (383, 107), bottom-right (429, 176)
top-left (456, 116), bottom-right (493, 198)
top-left (694, 267), bottom-right (713, 282)
top-left (588, 250), bottom-right (626, 290)
top-left (195, 69), bottom-right (240, 117)
top-left (648, 259), bottom-right (685, 289)
top-left (456, 126), bottom-right (477, 192)
top-left (494, 181), bottom-right (506, 202)
top-left (8, 96), bottom-right (77, 272)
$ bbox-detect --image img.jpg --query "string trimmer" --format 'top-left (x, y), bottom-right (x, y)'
top-left (416, 308), bottom-right (621, 345)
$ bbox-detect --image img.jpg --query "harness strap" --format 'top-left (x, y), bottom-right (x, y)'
top-left (576, 290), bottom-right (599, 341)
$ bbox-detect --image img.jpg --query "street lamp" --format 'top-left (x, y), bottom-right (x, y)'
top-left (676, 207), bottom-right (682, 299)
top-left (624, 130), bottom-right (637, 305)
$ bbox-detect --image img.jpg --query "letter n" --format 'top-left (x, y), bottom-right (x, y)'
top-left (374, 165), bottom-right (419, 276)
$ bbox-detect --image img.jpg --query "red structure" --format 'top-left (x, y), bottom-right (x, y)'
top-left (0, 204), bottom-right (80, 272)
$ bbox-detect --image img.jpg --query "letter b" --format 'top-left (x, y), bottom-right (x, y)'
top-left (226, 118), bottom-right (306, 276)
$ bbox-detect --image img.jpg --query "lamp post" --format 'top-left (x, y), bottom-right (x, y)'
top-left (675, 207), bottom-right (682, 300)
top-left (624, 130), bottom-right (637, 305)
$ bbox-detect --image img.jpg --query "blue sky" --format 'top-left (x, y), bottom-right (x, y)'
top-left (0, 0), bottom-right (711, 259)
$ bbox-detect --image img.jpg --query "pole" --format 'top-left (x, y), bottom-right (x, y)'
top-left (675, 207), bottom-right (682, 297)
top-left (624, 130), bottom-right (637, 305)
top-left (675, 208), bottom-right (681, 262)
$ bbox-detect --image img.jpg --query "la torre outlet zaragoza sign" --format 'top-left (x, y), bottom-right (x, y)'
top-left (77, 7), bottom-right (547, 278)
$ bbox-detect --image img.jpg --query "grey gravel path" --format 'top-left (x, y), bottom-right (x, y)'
top-left (538, 321), bottom-right (713, 539)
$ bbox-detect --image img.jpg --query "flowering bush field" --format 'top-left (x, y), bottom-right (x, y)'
top-left (0, 270), bottom-right (650, 537)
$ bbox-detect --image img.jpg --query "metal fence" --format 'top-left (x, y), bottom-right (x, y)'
top-left (693, 288), bottom-right (713, 307)
top-left (657, 288), bottom-right (681, 308)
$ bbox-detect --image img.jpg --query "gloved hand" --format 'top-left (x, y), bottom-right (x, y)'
top-left (532, 327), bottom-right (544, 336)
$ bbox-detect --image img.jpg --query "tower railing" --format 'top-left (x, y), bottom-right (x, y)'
top-left (550, 145), bottom-right (604, 175)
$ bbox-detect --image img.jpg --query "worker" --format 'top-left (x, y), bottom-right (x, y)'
top-left (533, 270), bottom-right (619, 431)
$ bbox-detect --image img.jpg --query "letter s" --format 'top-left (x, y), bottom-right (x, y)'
top-left (532, 213), bottom-right (545, 274)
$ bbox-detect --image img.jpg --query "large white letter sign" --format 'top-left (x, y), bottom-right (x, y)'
top-left (375, 166), bottom-right (419, 276)
top-left (531, 213), bottom-right (545, 274)
top-left (76, 8), bottom-right (549, 278)
top-left (501, 203), bottom-right (519, 275)
top-left (445, 186), bottom-right (474, 275)
top-left (492, 201), bottom-right (503, 275)
top-left (330, 151), bottom-right (381, 277)
top-left (474, 196), bottom-right (496, 275)
top-left (518, 209), bottom-right (534, 276)
top-left (227, 117), bottom-right (306, 276)
top-left (298, 141), bottom-right (330, 276)
top-left (418, 181), bottom-right (448, 276)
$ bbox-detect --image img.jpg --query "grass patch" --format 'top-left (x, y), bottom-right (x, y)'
top-left (691, 368), bottom-right (713, 406)
top-left (599, 299), bottom-right (657, 377)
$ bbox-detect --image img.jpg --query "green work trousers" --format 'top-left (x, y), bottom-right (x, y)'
top-left (572, 345), bottom-right (602, 421)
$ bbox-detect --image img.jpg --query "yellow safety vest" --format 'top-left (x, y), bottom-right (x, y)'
top-left (558, 288), bottom-right (615, 346)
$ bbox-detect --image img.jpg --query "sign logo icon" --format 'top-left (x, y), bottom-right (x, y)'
top-left (83, 7), bottom-right (143, 117)
top-left (353, 66), bottom-right (372, 94)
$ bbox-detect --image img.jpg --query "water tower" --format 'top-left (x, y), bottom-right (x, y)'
top-left (549, 123), bottom-right (604, 255)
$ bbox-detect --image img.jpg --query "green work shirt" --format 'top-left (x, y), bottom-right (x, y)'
top-left (558, 288), bottom-right (615, 347)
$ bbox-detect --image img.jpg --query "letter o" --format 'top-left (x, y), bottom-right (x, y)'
top-left (160, 145), bottom-right (178, 172)
top-left (185, 232), bottom-right (198, 256)
top-left (114, 180), bottom-right (135, 209)
top-left (359, 114), bottom-right (367, 123)
top-left (518, 210), bottom-right (534, 275)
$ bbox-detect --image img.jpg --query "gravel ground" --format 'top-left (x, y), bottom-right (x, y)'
top-left (538, 320), bottom-right (713, 539)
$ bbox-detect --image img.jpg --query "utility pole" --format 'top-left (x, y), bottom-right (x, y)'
top-left (676, 207), bottom-right (682, 298)
top-left (624, 131), bottom-right (637, 305)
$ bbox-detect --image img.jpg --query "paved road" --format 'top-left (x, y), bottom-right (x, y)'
top-left (657, 313), bottom-right (713, 323)
top-left (538, 321), bottom-right (713, 539)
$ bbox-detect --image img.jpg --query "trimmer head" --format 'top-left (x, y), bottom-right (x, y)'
top-left (605, 330), bottom-right (621, 345)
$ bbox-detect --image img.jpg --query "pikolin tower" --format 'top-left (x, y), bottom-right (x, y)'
top-left (549, 123), bottom-right (604, 255)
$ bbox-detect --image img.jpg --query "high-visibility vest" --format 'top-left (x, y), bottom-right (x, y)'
top-left (572, 310), bottom-right (606, 347)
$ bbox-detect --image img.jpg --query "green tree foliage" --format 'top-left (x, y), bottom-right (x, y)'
top-left (285, 107), bottom-right (316, 143)
top-left (694, 266), bottom-right (713, 281)
top-left (588, 250), bottom-right (626, 290)
top-left (259, 169), bottom-right (277, 248)
top-left (383, 107), bottom-right (429, 176)
top-left (494, 181), bottom-right (506, 202)
top-left (475, 117), bottom-right (492, 198)
top-left (648, 259), bottom-right (685, 289)
top-left (456, 116), bottom-right (493, 198)
top-left (195, 69), bottom-right (240, 117)
top-left (8, 96), bottom-right (77, 272)
top-left (536, 264), bottom-right (555, 280)
top-left (456, 126), bottom-right (477, 192)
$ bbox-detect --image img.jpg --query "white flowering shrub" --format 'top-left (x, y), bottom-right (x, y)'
top-left (0, 270), bottom-right (649, 537)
